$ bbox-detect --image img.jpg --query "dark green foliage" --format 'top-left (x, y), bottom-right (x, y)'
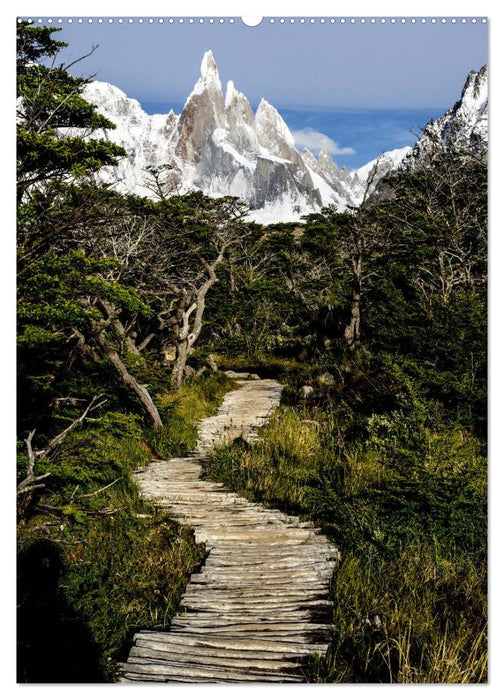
top-left (18, 251), bottom-right (148, 345)
top-left (47, 412), bottom-right (150, 486)
top-left (17, 22), bottom-right (125, 196)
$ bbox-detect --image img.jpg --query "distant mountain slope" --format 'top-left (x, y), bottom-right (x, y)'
top-left (402, 65), bottom-right (488, 172)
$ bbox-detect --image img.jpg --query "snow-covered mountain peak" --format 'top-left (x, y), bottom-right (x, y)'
top-left (463, 65), bottom-right (488, 106)
top-left (454, 65), bottom-right (488, 129)
top-left (84, 81), bottom-right (146, 125)
top-left (255, 98), bottom-right (296, 153)
top-left (356, 146), bottom-right (413, 182)
top-left (81, 55), bottom-right (487, 223)
top-left (318, 145), bottom-right (334, 162)
top-left (402, 64), bottom-right (488, 172)
top-left (200, 50), bottom-right (220, 83)
top-left (225, 80), bottom-right (238, 108)
top-left (318, 146), bottom-right (344, 178)
top-left (190, 49), bottom-right (223, 99)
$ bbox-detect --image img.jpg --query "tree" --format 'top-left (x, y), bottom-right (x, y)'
top-left (163, 195), bottom-right (248, 388)
top-left (17, 22), bottom-right (125, 202)
top-left (358, 150), bottom-right (487, 432)
top-left (17, 23), bottom-right (165, 430)
top-left (341, 160), bottom-right (391, 351)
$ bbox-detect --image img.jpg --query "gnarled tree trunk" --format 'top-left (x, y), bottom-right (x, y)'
top-left (344, 255), bottom-right (362, 351)
top-left (94, 327), bottom-right (163, 429)
top-left (344, 287), bottom-right (361, 351)
top-left (171, 253), bottom-right (225, 390)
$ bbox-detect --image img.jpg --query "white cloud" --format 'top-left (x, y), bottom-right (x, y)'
top-left (292, 128), bottom-right (355, 156)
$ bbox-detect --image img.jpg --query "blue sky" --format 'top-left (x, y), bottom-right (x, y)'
top-left (32, 17), bottom-right (487, 168)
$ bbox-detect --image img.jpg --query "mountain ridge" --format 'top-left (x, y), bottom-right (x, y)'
top-left (82, 54), bottom-right (487, 223)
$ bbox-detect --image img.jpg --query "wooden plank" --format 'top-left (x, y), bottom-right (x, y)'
top-left (188, 576), bottom-right (327, 587)
top-left (181, 593), bottom-right (331, 604)
top-left (119, 660), bottom-right (303, 682)
top-left (129, 645), bottom-right (301, 671)
top-left (179, 606), bottom-right (331, 619)
top-left (183, 580), bottom-right (331, 592)
top-left (134, 631), bottom-right (328, 654)
top-left (169, 620), bottom-right (330, 633)
top-left (121, 673), bottom-right (213, 683)
top-left (192, 563), bottom-right (333, 573)
top-left (134, 638), bottom-right (306, 660)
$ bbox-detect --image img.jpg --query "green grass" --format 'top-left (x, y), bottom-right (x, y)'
top-left (205, 391), bottom-right (487, 683)
top-left (17, 371), bottom-right (237, 682)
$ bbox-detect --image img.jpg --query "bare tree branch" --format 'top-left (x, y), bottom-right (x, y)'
top-left (78, 477), bottom-right (122, 499)
top-left (17, 396), bottom-right (107, 501)
top-left (43, 394), bottom-right (107, 457)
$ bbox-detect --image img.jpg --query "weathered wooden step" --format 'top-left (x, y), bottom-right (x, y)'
top-left (134, 630), bottom-right (328, 655)
top-left (134, 637), bottom-right (307, 661)
top-left (181, 601), bottom-right (333, 614)
top-left (183, 580), bottom-right (330, 593)
top-left (128, 645), bottom-right (302, 671)
top-left (119, 660), bottom-right (303, 683)
top-left (188, 575), bottom-right (328, 588)
top-left (204, 561), bottom-right (334, 573)
top-left (169, 619), bottom-right (330, 633)
top-left (181, 592), bottom-right (331, 605)
top-left (176, 613), bottom-right (329, 625)
top-left (208, 541), bottom-right (334, 550)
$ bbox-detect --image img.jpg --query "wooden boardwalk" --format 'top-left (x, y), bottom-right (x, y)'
top-left (119, 379), bottom-right (339, 683)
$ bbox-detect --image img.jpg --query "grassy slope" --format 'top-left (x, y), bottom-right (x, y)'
top-left (204, 363), bottom-right (487, 683)
top-left (17, 371), bottom-right (236, 682)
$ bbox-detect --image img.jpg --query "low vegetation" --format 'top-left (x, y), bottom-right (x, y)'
top-left (17, 373), bottom-right (233, 681)
top-left (205, 356), bottom-right (487, 683)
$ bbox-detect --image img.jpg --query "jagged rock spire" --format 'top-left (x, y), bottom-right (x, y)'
top-left (200, 50), bottom-right (220, 84)
top-left (81, 56), bottom-right (487, 224)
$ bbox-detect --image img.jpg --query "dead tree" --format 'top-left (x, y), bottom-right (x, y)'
top-left (343, 159), bottom-right (382, 351)
top-left (17, 395), bottom-right (106, 511)
top-left (170, 248), bottom-right (229, 389)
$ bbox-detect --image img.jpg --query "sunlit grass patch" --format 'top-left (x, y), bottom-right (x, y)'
top-left (152, 371), bottom-right (237, 457)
